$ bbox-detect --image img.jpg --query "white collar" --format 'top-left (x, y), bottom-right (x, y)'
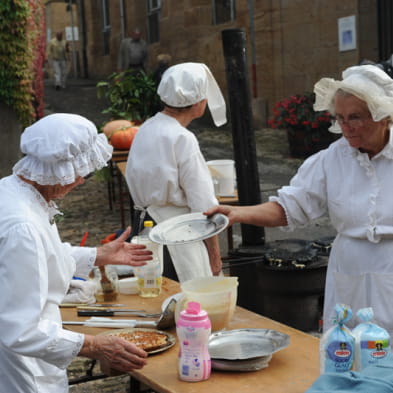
top-left (13, 175), bottom-right (63, 224)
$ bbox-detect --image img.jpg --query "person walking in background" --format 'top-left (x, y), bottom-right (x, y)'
top-left (152, 53), bottom-right (172, 87)
top-left (46, 31), bottom-right (69, 90)
top-left (126, 62), bottom-right (227, 282)
top-left (152, 53), bottom-right (172, 113)
top-left (206, 64), bottom-right (393, 337)
top-left (117, 28), bottom-right (148, 72)
top-left (0, 113), bottom-right (151, 392)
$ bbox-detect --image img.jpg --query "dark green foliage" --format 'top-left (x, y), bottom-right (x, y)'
top-left (97, 70), bottom-right (161, 123)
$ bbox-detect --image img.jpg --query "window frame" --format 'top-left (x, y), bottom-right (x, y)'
top-left (212, 0), bottom-right (236, 25)
top-left (147, 0), bottom-right (161, 43)
top-left (101, 0), bottom-right (111, 55)
top-left (148, 0), bottom-right (161, 12)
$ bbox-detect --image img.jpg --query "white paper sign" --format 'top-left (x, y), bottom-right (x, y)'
top-left (65, 26), bottom-right (79, 41)
top-left (338, 15), bottom-right (356, 52)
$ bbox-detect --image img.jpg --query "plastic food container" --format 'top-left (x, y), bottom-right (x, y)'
top-left (206, 159), bottom-right (235, 196)
top-left (175, 276), bottom-right (238, 331)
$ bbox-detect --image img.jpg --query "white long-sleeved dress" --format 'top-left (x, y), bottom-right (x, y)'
top-left (0, 175), bottom-right (96, 393)
top-left (125, 112), bottom-right (218, 282)
top-left (270, 132), bottom-right (393, 336)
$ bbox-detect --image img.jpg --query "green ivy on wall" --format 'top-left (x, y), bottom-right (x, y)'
top-left (0, 0), bottom-right (45, 127)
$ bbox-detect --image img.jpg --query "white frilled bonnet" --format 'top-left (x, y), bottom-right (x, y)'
top-left (314, 64), bottom-right (393, 133)
top-left (157, 62), bottom-right (227, 127)
top-left (13, 113), bottom-right (113, 185)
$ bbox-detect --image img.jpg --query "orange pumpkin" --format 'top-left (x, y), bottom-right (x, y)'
top-left (110, 127), bottom-right (139, 150)
top-left (102, 120), bottom-right (134, 139)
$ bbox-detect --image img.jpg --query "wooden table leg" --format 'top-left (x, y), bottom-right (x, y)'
top-left (227, 225), bottom-right (234, 250)
top-left (128, 376), bottom-right (142, 392)
top-left (116, 165), bottom-right (126, 229)
top-left (107, 161), bottom-right (114, 210)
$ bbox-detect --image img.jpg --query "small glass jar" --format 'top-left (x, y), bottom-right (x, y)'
top-left (92, 265), bottom-right (119, 302)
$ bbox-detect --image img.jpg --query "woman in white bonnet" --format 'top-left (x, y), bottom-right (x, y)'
top-left (126, 62), bottom-right (227, 282)
top-left (207, 64), bottom-right (393, 336)
top-left (0, 113), bottom-right (151, 393)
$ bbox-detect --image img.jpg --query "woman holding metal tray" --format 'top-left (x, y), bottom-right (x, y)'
top-left (206, 64), bottom-right (393, 338)
top-left (126, 62), bottom-right (227, 282)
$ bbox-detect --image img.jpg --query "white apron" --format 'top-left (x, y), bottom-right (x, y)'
top-left (147, 205), bottom-right (213, 283)
top-left (269, 135), bottom-right (393, 337)
top-left (323, 234), bottom-right (393, 337)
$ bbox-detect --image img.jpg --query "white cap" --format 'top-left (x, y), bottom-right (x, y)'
top-left (314, 64), bottom-right (393, 133)
top-left (13, 113), bottom-right (113, 185)
top-left (157, 62), bottom-right (227, 127)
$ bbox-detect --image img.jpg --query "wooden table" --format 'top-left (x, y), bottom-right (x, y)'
top-left (115, 161), bottom-right (239, 250)
top-left (62, 278), bottom-right (319, 393)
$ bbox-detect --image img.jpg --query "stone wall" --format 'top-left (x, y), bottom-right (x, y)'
top-left (72, 0), bottom-right (379, 112)
top-left (82, 1), bottom-right (148, 78)
top-left (45, 2), bottom-right (81, 76)
top-left (45, 2), bottom-right (78, 39)
top-left (0, 104), bottom-right (22, 178)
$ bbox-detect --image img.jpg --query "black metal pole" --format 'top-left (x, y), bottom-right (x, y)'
top-left (222, 28), bottom-right (265, 246)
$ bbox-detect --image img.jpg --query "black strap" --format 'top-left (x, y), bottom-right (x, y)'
top-left (129, 208), bottom-right (147, 241)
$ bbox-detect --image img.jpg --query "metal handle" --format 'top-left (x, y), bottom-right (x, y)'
top-left (78, 310), bottom-right (115, 317)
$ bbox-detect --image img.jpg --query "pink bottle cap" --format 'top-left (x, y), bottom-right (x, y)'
top-left (187, 301), bottom-right (201, 314)
top-left (180, 301), bottom-right (209, 321)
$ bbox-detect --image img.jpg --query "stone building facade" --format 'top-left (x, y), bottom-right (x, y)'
top-left (47, 0), bottom-right (386, 115)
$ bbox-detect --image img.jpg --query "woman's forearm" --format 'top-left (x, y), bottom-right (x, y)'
top-left (231, 201), bottom-right (287, 227)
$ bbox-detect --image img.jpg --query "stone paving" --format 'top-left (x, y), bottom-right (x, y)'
top-left (45, 78), bottom-right (333, 392)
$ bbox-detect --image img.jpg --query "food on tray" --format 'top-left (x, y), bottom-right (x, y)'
top-left (115, 330), bottom-right (169, 352)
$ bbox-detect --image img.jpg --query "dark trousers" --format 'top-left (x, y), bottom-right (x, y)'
top-left (162, 246), bottom-right (179, 282)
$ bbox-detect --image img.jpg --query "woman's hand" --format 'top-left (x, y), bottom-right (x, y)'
top-left (204, 204), bottom-right (238, 226)
top-left (95, 226), bottom-right (152, 267)
top-left (80, 334), bottom-right (147, 373)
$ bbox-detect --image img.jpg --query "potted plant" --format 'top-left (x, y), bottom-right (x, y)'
top-left (268, 92), bottom-right (339, 158)
top-left (97, 70), bottom-right (161, 124)
top-left (96, 71), bottom-right (161, 189)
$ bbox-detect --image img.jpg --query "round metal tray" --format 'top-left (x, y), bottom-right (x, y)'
top-left (208, 328), bottom-right (290, 360)
top-left (149, 213), bottom-right (229, 245)
top-left (211, 354), bottom-right (272, 372)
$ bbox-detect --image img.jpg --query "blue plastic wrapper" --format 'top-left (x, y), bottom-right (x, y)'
top-left (320, 304), bottom-right (355, 374)
top-left (352, 307), bottom-right (390, 371)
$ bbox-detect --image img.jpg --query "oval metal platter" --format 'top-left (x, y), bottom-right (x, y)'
top-left (208, 329), bottom-right (290, 360)
top-left (211, 354), bottom-right (272, 372)
top-left (149, 213), bottom-right (229, 245)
